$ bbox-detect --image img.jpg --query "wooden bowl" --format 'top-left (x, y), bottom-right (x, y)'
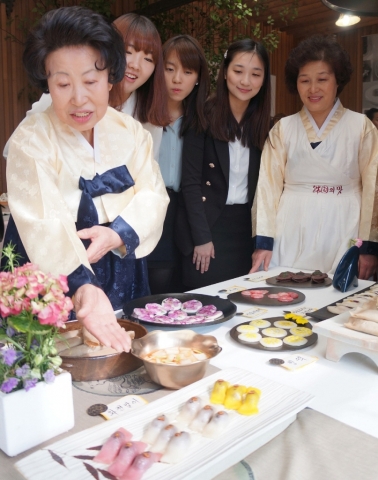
top-left (60, 319), bottom-right (147, 382)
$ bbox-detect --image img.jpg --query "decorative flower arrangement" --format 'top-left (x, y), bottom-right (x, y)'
top-left (0, 244), bottom-right (73, 394)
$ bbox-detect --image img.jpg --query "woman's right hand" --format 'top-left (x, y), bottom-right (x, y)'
top-left (74, 284), bottom-right (131, 352)
top-left (250, 249), bottom-right (272, 273)
top-left (193, 242), bottom-right (215, 273)
top-left (77, 226), bottom-right (123, 264)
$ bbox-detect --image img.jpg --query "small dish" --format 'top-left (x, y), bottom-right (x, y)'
top-left (230, 317), bottom-right (317, 352)
top-left (123, 293), bottom-right (236, 327)
top-left (228, 287), bottom-right (305, 307)
top-left (266, 275), bottom-right (332, 289)
top-left (131, 329), bottom-right (222, 389)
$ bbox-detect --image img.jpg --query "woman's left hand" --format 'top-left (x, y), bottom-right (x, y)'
top-left (358, 254), bottom-right (378, 280)
top-left (77, 226), bottom-right (123, 264)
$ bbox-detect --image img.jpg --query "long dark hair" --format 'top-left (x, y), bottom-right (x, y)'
top-left (163, 35), bottom-right (210, 136)
top-left (109, 13), bottom-right (170, 127)
top-left (207, 38), bottom-right (271, 150)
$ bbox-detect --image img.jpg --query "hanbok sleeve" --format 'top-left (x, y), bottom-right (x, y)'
top-left (252, 121), bottom-right (287, 250)
top-left (3, 93), bottom-right (52, 159)
top-left (358, 117), bottom-right (378, 254)
top-left (6, 115), bottom-right (96, 287)
top-left (109, 123), bottom-right (169, 259)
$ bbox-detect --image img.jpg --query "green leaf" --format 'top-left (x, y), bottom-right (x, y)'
top-left (9, 317), bottom-right (52, 335)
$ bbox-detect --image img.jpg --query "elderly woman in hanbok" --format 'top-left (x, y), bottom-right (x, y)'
top-left (251, 35), bottom-right (378, 279)
top-left (3, 14), bottom-right (170, 161)
top-left (3, 7), bottom-right (169, 350)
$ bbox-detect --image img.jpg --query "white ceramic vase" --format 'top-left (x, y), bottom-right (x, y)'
top-left (0, 371), bottom-right (75, 457)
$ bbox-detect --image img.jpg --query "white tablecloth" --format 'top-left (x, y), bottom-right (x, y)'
top-left (180, 267), bottom-right (378, 438)
top-left (2, 266), bottom-right (378, 479)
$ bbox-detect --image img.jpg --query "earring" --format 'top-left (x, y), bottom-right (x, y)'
top-left (195, 82), bottom-right (199, 85)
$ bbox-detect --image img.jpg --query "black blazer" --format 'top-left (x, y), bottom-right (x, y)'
top-left (175, 128), bottom-right (261, 256)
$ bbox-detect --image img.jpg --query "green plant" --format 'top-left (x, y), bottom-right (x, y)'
top-left (0, 244), bottom-right (73, 393)
top-left (136, 0), bottom-right (299, 90)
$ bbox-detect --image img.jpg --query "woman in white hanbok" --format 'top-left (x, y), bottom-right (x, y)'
top-left (251, 35), bottom-right (378, 279)
top-left (3, 13), bottom-right (169, 160)
top-left (3, 7), bottom-right (169, 351)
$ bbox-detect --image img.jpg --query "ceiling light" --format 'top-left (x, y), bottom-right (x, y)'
top-left (335, 13), bottom-right (361, 27)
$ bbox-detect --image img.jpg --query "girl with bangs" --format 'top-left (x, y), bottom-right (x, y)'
top-left (3, 13), bottom-right (170, 160)
top-left (109, 13), bottom-right (170, 159)
top-left (147, 34), bottom-right (210, 294)
top-left (176, 38), bottom-right (271, 289)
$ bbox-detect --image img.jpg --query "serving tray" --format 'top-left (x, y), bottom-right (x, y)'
top-left (266, 275), bottom-right (332, 289)
top-left (228, 287), bottom-right (305, 307)
top-left (123, 293), bottom-right (237, 327)
top-left (16, 367), bottom-right (313, 480)
top-left (230, 316), bottom-right (318, 352)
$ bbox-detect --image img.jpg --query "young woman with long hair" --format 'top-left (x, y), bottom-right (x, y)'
top-left (176, 38), bottom-right (271, 289)
top-left (147, 34), bottom-right (210, 294)
top-left (109, 13), bottom-right (170, 158)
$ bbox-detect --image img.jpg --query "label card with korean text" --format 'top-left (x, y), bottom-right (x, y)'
top-left (240, 307), bottom-right (269, 319)
top-left (281, 354), bottom-right (318, 371)
top-left (101, 395), bottom-right (148, 420)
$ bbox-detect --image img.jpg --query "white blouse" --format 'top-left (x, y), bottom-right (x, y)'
top-left (226, 138), bottom-right (249, 205)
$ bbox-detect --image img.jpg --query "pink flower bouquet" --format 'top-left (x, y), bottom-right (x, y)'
top-left (0, 245), bottom-right (73, 393)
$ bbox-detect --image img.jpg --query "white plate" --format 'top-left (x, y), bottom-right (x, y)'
top-left (313, 311), bottom-right (378, 350)
top-left (16, 367), bottom-right (313, 480)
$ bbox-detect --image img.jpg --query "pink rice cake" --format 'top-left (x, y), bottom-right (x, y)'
top-left (167, 310), bottom-right (188, 321)
top-left (176, 315), bottom-right (207, 325)
top-left (197, 305), bottom-right (217, 316)
top-left (181, 299), bottom-right (203, 313)
top-left (137, 312), bottom-right (158, 322)
top-left (133, 308), bottom-right (157, 321)
top-left (161, 297), bottom-right (182, 311)
top-left (201, 310), bottom-right (223, 321)
top-left (150, 315), bottom-right (175, 324)
top-left (145, 303), bottom-right (167, 315)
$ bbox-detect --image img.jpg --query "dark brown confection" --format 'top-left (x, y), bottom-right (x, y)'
top-left (87, 404), bottom-right (108, 416)
top-left (291, 272), bottom-right (312, 283)
top-left (311, 270), bottom-right (328, 283)
top-left (276, 271), bottom-right (295, 282)
top-left (269, 358), bottom-right (285, 365)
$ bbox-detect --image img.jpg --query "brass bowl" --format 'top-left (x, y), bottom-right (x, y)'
top-left (131, 329), bottom-right (222, 389)
top-left (60, 320), bottom-right (147, 382)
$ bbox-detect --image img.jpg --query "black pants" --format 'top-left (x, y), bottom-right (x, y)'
top-left (147, 189), bottom-right (185, 294)
top-left (182, 204), bottom-right (253, 289)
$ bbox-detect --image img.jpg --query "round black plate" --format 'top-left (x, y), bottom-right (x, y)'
top-left (123, 293), bottom-right (237, 327)
top-left (228, 287), bottom-right (305, 307)
top-left (266, 276), bottom-right (332, 289)
top-left (230, 317), bottom-right (318, 351)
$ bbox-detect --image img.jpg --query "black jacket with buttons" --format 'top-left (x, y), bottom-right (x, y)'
top-left (175, 128), bottom-right (262, 256)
